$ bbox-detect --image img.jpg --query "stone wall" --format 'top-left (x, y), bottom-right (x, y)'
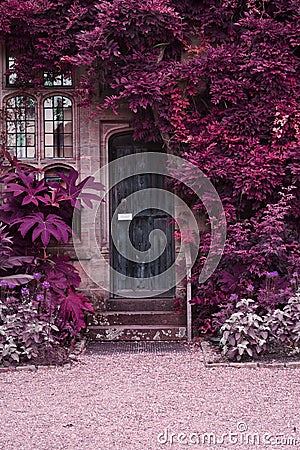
top-left (0, 45), bottom-right (185, 309)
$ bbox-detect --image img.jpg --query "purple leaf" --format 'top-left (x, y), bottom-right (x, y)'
top-left (0, 274), bottom-right (34, 286)
top-left (59, 289), bottom-right (94, 332)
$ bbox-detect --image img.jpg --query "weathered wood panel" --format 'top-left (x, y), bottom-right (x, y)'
top-left (109, 133), bottom-right (175, 297)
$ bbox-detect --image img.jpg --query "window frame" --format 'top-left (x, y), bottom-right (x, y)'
top-left (6, 54), bottom-right (18, 87)
top-left (43, 71), bottom-right (73, 88)
top-left (5, 48), bottom-right (74, 89)
top-left (43, 94), bottom-right (74, 159)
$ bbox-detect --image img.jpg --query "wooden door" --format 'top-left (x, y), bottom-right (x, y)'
top-left (109, 133), bottom-right (175, 297)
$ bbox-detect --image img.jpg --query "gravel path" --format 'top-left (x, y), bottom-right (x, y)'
top-left (0, 343), bottom-right (300, 450)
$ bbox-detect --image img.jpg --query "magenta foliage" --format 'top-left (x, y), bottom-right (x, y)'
top-left (59, 290), bottom-right (95, 334)
top-left (48, 170), bottom-right (104, 209)
top-left (0, 224), bottom-right (34, 286)
top-left (0, 153), bottom-right (102, 339)
top-left (13, 212), bottom-right (71, 247)
top-left (0, 1), bottom-right (299, 332)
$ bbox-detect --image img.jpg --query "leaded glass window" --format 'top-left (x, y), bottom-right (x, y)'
top-left (44, 96), bottom-right (73, 158)
top-left (44, 72), bottom-right (73, 87)
top-left (6, 96), bottom-right (36, 158)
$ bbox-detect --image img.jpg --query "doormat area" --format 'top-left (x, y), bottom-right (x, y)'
top-left (86, 341), bottom-right (191, 355)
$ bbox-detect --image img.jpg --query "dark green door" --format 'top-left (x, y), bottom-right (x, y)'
top-left (109, 133), bottom-right (175, 297)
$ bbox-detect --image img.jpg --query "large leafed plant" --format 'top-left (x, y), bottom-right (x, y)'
top-left (0, 152), bottom-right (103, 364)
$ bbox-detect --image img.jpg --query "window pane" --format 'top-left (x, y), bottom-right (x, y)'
top-left (16, 122), bottom-right (25, 133)
top-left (63, 97), bottom-right (72, 108)
top-left (45, 109), bottom-right (53, 120)
top-left (17, 147), bottom-right (26, 158)
top-left (45, 134), bottom-right (53, 146)
top-left (64, 122), bottom-right (72, 133)
top-left (44, 98), bottom-right (53, 108)
top-left (45, 122), bottom-right (53, 133)
top-left (26, 121), bottom-right (35, 132)
top-left (27, 147), bottom-right (35, 158)
top-left (17, 134), bottom-right (26, 147)
top-left (7, 121), bottom-right (16, 133)
top-left (7, 109), bottom-right (16, 121)
top-left (64, 147), bottom-right (73, 158)
top-left (7, 98), bottom-right (16, 108)
top-left (63, 76), bottom-right (72, 86)
top-left (64, 109), bottom-right (72, 121)
top-left (53, 96), bottom-right (63, 108)
top-left (26, 134), bottom-right (35, 146)
top-left (45, 147), bottom-right (54, 158)
top-left (7, 134), bottom-right (16, 146)
top-left (64, 134), bottom-right (72, 146)
top-left (27, 106), bottom-right (35, 120)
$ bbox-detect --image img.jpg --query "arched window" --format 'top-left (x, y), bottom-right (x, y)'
top-left (44, 96), bottom-right (73, 158)
top-left (6, 96), bottom-right (36, 159)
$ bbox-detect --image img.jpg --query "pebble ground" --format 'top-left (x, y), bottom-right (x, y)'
top-left (0, 342), bottom-right (299, 450)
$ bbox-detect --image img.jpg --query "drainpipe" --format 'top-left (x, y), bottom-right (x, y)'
top-left (185, 243), bottom-right (192, 342)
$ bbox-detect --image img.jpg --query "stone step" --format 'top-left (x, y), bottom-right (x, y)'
top-left (107, 298), bottom-right (175, 312)
top-left (87, 325), bottom-right (187, 341)
top-left (88, 311), bottom-right (186, 327)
